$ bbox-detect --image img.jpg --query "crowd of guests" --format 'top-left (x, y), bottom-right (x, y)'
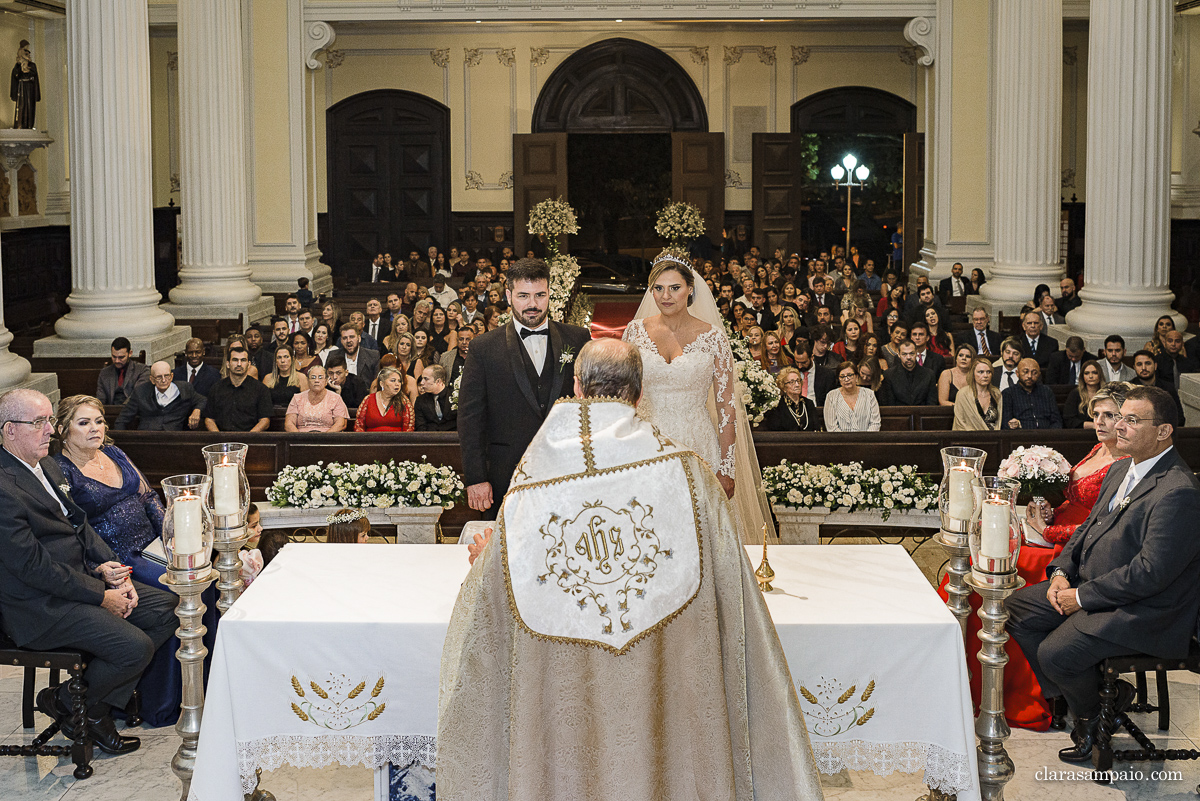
top-left (698, 247), bottom-right (1193, 433)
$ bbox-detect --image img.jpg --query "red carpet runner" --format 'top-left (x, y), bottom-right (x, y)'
top-left (589, 299), bottom-right (642, 340)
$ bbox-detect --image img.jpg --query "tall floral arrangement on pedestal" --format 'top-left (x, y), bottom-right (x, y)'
top-left (655, 201), bottom-right (706, 248)
top-left (527, 197), bottom-right (582, 322)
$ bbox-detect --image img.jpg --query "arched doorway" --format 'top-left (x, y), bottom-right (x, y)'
top-left (516, 38), bottom-right (720, 257)
top-left (791, 86), bottom-right (916, 135)
top-left (326, 90), bottom-right (450, 279)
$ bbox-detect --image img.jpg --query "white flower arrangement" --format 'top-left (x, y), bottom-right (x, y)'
top-left (527, 197), bottom-right (580, 239)
top-left (267, 459), bottom-right (464, 510)
top-left (449, 374), bottom-right (462, 411)
top-left (998, 446), bottom-right (1071, 497)
top-left (547, 253), bottom-right (581, 321)
top-left (763, 461), bottom-right (937, 520)
top-left (654, 201), bottom-right (706, 246)
top-left (721, 323), bottom-right (780, 424)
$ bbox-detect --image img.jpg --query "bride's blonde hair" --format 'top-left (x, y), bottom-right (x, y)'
top-left (648, 253), bottom-right (695, 307)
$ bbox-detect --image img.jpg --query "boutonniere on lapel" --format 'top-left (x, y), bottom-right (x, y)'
top-left (58, 483), bottom-right (70, 496)
top-left (1117, 496), bottom-right (1131, 512)
top-left (559, 346), bottom-right (576, 367)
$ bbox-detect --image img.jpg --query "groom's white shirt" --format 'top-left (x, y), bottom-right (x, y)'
top-left (514, 320), bottom-right (549, 368)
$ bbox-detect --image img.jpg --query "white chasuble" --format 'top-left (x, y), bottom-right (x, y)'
top-left (501, 398), bottom-right (702, 653)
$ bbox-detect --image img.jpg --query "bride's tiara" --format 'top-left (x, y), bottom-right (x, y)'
top-left (651, 251), bottom-right (691, 271)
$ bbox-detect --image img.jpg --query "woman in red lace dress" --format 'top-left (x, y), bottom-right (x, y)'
top-left (354, 366), bottom-right (414, 432)
top-left (938, 381), bottom-right (1131, 730)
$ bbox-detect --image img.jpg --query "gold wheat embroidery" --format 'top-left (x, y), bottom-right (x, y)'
top-left (291, 673), bottom-right (387, 730)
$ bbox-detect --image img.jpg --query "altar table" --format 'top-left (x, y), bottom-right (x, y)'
top-left (188, 543), bottom-right (981, 800)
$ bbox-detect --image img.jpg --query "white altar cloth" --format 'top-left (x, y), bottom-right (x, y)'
top-left (188, 543), bottom-right (980, 800)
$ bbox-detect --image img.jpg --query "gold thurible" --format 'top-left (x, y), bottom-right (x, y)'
top-left (754, 523), bottom-right (775, 592)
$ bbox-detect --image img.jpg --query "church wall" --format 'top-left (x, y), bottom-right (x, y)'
top-left (0, 13), bottom-right (52, 228)
top-left (149, 31), bottom-right (177, 208)
top-left (1062, 25), bottom-right (1088, 203)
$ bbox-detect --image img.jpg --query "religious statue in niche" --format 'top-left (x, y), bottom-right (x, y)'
top-left (10, 40), bottom-right (40, 129)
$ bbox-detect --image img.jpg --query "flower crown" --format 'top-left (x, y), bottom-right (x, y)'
top-left (326, 508), bottom-right (367, 525)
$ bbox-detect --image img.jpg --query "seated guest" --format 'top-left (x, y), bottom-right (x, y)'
top-left (762, 331), bottom-right (792, 375)
top-left (1046, 336), bottom-right (1087, 386)
top-left (173, 338), bottom-right (219, 397)
top-left (285, 363), bottom-right (349, 433)
top-left (881, 319), bottom-right (908, 367)
top-left (1100, 334), bottom-right (1136, 382)
top-left (321, 300), bottom-right (343, 335)
top-left (0, 389), bottom-right (176, 754)
top-left (938, 262), bottom-right (969, 303)
top-left (953, 356), bottom-right (1002, 431)
top-left (909, 321), bottom-right (946, 376)
top-left (1056, 277), bottom-right (1081, 315)
top-left (297, 309), bottom-right (316, 339)
top-left (903, 283), bottom-right (947, 326)
top-left (428, 274), bottom-right (458, 309)
top-left (1020, 311), bottom-right (1058, 369)
top-left (354, 366), bottom-right (414, 432)
top-left (415, 365), bottom-right (456, 432)
top-left (881, 341), bottom-right (937, 406)
top-left (96, 337), bottom-right (150, 406)
top-left (967, 307), bottom-right (1002, 358)
top-left (938, 343), bottom-right (976, 406)
top-left (1157, 330), bottom-right (1199, 389)
top-left (325, 351), bottom-right (369, 413)
top-left (261, 345), bottom-right (307, 407)
top-left (1035, 294), bottom-right (1065, 329)
top-left (296, 276), bottom-right (314, 308)
top-left (925, 306), bottom-right (953, 358)
top-left (290, 331), bottom-right (319, 373)
top-left (326, 508), bottom-right (370, 543)
top-left (439, 326), bottom-right (472, 387)
top-left (792, 341), bottom-right (834, 407)
top-left (204, 345), bottom-right (272, 432)
top-left (1021, 283), bottom-right (1054, 316)
top-left (1063, 360), bottom-right (1103, 429)
top-left (347, 311), bottom-right (381, 353)
top-left (1001, 358), bottom-right (1063, 429)
top-left (1132, 349), bottom-right (1185, 426)
top-left (311, 323), bottom-right (337, 364)
top-left (115, 360), bottom-right (205, 430)
top-left (1007, 387), bottom-right (1200, 762)
top-left (970, 268), bottom-right (988, 294)
top-left (240, 503), bottom-right (265, 588)
top-left (857, 357), bottom-right (885, 394)
top-left (245, 325), bottom-right (272, 379)
top-left (823, 361), bottom-right (881, 432)
top-left (363, 298), bottom-right (390, 344)
top-left (831, 319), bottom-right (863, 363)
top-left (995, 338), bottom-right (1025, 392)
top-left (1143, 314), bottom-right (1176, 355)
top-left (809, 324), bottom-right (839, 370)
top-left (382, 316), bottom-right (412, 355)
top-left (859, 259), bottom-right (882, 292)
top-left (338, 323), bottom-right (381, 385)
top-left (54, 394), bottom-right (217, 728)
top-left (762, 367), bottom-right (819, 432)
top-left (442, 339), bottom-right (824, 799)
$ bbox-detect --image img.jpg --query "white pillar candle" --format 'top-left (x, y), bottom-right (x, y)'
top-left (947, 465), bottom-right (975, 519)
top-left (213, 461), bottom-right (240, 515)
top-left (980, 499), bottom-right (1012, 561)
top-left (173, 495), bottom-right (203, 556)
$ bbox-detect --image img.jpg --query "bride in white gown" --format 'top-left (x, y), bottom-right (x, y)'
top-left (623, 252), bottom-right (776, 544)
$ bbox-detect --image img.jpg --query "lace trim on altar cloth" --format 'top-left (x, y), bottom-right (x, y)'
top-left (234, 734), bottom-right (437, 795)
top-left (812, 740), bottom-right (975, 795)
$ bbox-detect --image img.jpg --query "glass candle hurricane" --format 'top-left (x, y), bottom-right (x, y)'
top-left (970, 476), bottom-right (1022, 585)
top-left (202, 443), bottom-right (250, 531)
top-left (161, 474), bottom-right (214, 580)
top-left (939, 446), bottom-right (988, 533)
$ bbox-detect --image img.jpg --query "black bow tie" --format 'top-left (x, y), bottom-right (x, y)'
top-left (520, 328), bottom-right (548, 339)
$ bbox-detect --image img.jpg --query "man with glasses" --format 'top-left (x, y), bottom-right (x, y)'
top-left (0, 389), bottom-right (177, 756)
top-left (1007, 386), bottom-right (1200, 764)
top-left (116, 360), bottom-right (205, 430)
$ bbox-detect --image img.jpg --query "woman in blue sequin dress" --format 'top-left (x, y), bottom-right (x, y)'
top-left (54, 395), bottom-right (218, 727)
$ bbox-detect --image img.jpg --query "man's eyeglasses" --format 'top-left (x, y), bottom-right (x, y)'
top-left (1116, 415), bottom-right (1161, 428)
top-left (5, 415), bottom-right (56, 429)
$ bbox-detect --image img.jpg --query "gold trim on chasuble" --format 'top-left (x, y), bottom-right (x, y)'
top-left (499, 398), bottom-right (705, 656)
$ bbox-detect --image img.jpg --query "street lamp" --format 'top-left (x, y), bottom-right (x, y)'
top-left (830, 154), bottom-right (870, 258)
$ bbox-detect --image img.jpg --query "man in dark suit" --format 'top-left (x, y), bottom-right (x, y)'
top-left (0, 389), bottom-right (176, 756)
top-left (1156, 330), bottom-right (1199, 389)
top-left (880, 341), bottom-right (937, 405)
top-left (907, 322), bottom-right (946, 377)
top-left (363, 298), bottom-right (391, 346)
top-left (324, 351), bottom-right (369, 413)
top-left (993, 338), bottom-right (1026, 392)
top-left (1001, 359), bottom-right (1063, 429)
top-left (1057, 277), bottom-right (1082, 316)
top-left (1020, 310), bottom-right (1059, 368)
top-left (115, 361), bottom-right (206, 430)
top-left (458, 258), bottom-right (592, 519)
top-left (1036, 295), bottom-right (1066, 328)
top-left (1132, 350), bottom-right (1185, 426)
top-left (937, 262), bottom-right (970, 304)
top-left (967, 307), bottom-right (1002, 358)
top-left (337, 324), bottom-right (380, 386)
top-left (95, 337), bottom-right (150, 406)
top-left (173, 338), bottom-right (219, 398)
top-left (415, 364), bottom-right (457, 432)
top-left (903, 284), bottom-right (948, 326)
top-left (439, 327), bottom-right (472, 387)
top-left (1007, 387), bottom-right (1200, 762)
top-left (792, 343), bottom-right (835, 406)
top-left (1046, 336), bottom-right (1087, 386)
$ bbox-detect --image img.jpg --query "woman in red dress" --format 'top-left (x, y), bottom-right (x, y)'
top-left (354, 366), bottom-right (415, 432)
top-left (938, 381), bottom-right (1131, 730)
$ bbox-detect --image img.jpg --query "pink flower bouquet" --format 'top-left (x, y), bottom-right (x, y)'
top-left (998, 445), bottom-right (1071, 498)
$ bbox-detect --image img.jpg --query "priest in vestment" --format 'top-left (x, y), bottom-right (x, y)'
top-left (438, 339), bottom-right (824, 800)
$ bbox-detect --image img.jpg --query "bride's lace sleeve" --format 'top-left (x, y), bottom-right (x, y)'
top-left (711, 332), bottom-right (737, 479)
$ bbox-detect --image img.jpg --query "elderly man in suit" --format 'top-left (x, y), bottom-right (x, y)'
top-left (1007, 386), bottom-right (1200, 763)
top-left (115, 360), bottom-right (206, 430)
top-left (0, 389), bottom-right (176, 755)
top-left (95, 337), bottom-right (150, 406)
top-left (1020, 311), bottom-right (1059, 369)
top-left (415, 364), bottom-right (456, 431)
top-left (967, 307), bottom-right (1002, 359)
top-left (173, 338), bottom-right (219, 397)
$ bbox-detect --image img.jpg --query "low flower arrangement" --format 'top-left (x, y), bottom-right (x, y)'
top-left (268, 459), bottom-right (464, 510)
top-left (998, 446), bottom-right (1071, 498)
top-left (727, 332), bottom-right (782, 424)
top-left (763, 461), bottom-right (938, 520)
top-left (655, 201), bottom-right (706, 246)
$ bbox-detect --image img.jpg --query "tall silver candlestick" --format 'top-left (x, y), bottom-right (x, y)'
top-left (202, 443), bottom-right (251, 613)
top-left (212, 528), bottom-right (247, 614)
top-left (937, 446), bottom-right (987, 640)
top-left (161, 566), bottom-right (217, 801)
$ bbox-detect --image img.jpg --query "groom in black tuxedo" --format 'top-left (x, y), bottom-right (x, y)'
top-left (458, 258), bottom-right (592, 519)
top-left (1007, 386), bottom-right (1200, 764)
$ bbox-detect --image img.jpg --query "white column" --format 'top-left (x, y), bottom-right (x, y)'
top-left (1171, 15), bottom-right (1200, 219)
top-left (976, 0), bottom-right (1062, 317)
top-left (35, 0), bottom-right (187, 362)
top-left (163, 0), bottom-right (274, 324)
top-left (1062, 0), bottom-right (1184, 350)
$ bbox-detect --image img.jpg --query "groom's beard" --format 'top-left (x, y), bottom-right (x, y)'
top-left (517, 306), bottom-right (548, 328)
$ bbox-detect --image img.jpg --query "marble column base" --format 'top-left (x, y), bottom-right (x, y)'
top-left (1179, 374), bottom-right (1200, 426)
top-left (967, 295), bottom-right (1028, 322)
top-left (249, 246), bottom-right (334, 296)
top-left (909, 244), bottom-right (995, 285)
top-left (33, 325), bottom-right (192, 363)
top-left (161, 296), bottom-right (275, 327)
top-left (0, 371), bottom-right (60, 405)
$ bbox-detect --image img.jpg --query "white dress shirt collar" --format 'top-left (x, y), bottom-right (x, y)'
top-left (11, 453), bottom-right (70, 517)
top-left (155, 382), bottom-right (181, 407)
